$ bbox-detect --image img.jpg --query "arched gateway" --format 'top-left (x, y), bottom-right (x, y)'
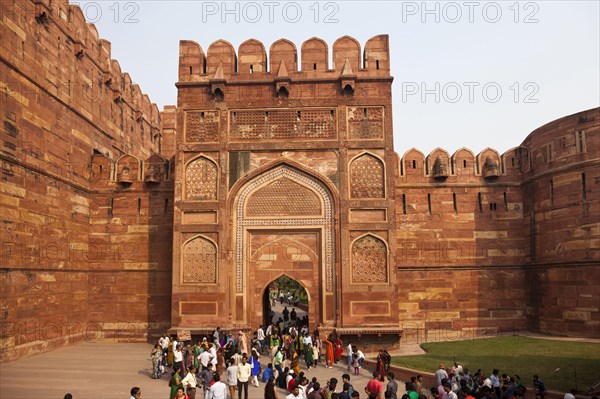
top-left (233, 163), bottom-right (337, 331)
top-left (170, 36), bottom-right (401, 349)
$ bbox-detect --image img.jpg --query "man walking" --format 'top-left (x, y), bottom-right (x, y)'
top-left (237, 355), bottom-right (252, 399)
top-left (346, 342), bottom-right (353, 372)
top-left (226, 359), bottom-right (238, 399)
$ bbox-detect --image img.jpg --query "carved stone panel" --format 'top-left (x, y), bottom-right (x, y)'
top-left (230, 109), bottom-right (336, 141)
top-left (351, 235), bottom-right (387, 283)
top-left (347, 107), bottom-right (384, 140)
top-left (349, 153), bottom-right (385, 198)
top-left (185, 111), bottom-right (219, 142)
top-left (185, 157), bottom-right (218, 200)
top-left (246, 177), bottom-right (322, 217)
top-left (182, 236), bottom-right (217, 284)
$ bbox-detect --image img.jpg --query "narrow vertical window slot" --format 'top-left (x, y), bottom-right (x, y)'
top-left (453, 193), bottom-right (457, 215)
top-left (427, 193), bottom-right (432, 215)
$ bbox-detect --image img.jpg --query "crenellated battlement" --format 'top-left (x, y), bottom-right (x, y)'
top-left (398, 146), bottom-right (520, 182)
top-left (2, 0), bottom-right (160, 136)
top-left (177, 35), bottom-right (391, 84)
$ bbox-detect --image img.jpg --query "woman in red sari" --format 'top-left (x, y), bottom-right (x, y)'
top-left (334, 338), bottom-right (343, 363)
top-left (216, 347), bottom-right (225, 375)
top-left (375, 349), bottom-right (386, 377)
top-left (323, 337), bottom-right (334, 368)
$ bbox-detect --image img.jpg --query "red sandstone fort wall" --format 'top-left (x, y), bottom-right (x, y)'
top-left (395, 146), bottom-right (529, 338)
top-left (1, 0), bottom-right (598, 361)
top-left (1, 0), bottom-right (168, 361)
top-left (394, 108), bottom-right (599, 341)
top-left (519, 108), bottom-right (599, 337)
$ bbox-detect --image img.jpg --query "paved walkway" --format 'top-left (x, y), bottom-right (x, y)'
top-left (269, 301), bottom-right (308, 325)
top-left (0, 342), bottom-right (382, 399)
top-left (2, 330), bottom-right (590, 398)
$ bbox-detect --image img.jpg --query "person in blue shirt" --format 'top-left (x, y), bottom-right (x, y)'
top-left (262, 363), bottom-right (275, 383)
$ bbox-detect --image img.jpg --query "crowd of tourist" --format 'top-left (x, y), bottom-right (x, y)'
top-left (143, 322), bottom-right (584, 399)
top-left (422, 363), bottom-right (559, 399)
top-left (60, 334), bottom-right (591, 399)
top-left (151, 319), bottom-right (373, 399)
top-left (61, 297), bottom-right (589, 399)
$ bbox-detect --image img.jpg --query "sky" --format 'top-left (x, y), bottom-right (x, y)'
top-left (75, 0), bottom-right (599, 156)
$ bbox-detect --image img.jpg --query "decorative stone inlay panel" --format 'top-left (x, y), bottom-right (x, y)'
top-left (246, 177), bottom-right (322, 217)
top-left (185, 111), bottom-right (219, 142)
top-left (351, 235), bottom-right (387, 283)
top-left (186, 157), bottom-right (218, 200)
top-left (349, 153), bottom-right (385, 198)
top-left (230, 109), bottom-right (336, 141)
top-left (182, 236), bottom-right (217, 284)
top-left (236, 165), bottom-right (334, 292)
top-left (347, 107), bottom-right (384, 140)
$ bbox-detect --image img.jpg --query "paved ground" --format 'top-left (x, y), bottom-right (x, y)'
top-left (0, 342), bottom-right (381, 399)
top-left (269, 301), bottom-right (308, 325)
top-left (2, 330), bottom-right (595, 398)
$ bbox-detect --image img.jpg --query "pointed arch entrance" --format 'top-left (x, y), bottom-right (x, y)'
top-left (232, 163), bottom-right (337, 331)
top-left (262, 275), bottom-right (309, 330)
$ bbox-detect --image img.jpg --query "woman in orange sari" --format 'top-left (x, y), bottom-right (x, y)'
top-left (323, 337), bottom-right (334, 368)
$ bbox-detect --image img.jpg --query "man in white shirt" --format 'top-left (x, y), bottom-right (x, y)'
top-left (210, 343), bottom-right (218, 367)
top-left (257, 326), bottom-right (266, 354)
top-left (451, 362), bottom-right (463, 377)
top-left (287, 385), bottom-right (303, 399)
top-left (299, 377), bottom-right (309, 399)
top-left (289, 325), bottom-right (298, 337)
top-left (346, 342), bottom-right (353, 372)
top-left (209, 373), bottom-right (228, 399)
top-left (356, 349), bottom-right (365, 367)
top-left (158, 335), bottom-right (169, 350)
top-left (182, 365), bottom-right (198, 399)
top-left (444, 384), bottom-right (458, 399)
top-left (173, 344), bottom-right (184, 372)
top-left (226, 359), bottom-right (238, 399)
top-left (199, 347), bottom-right (214, 370)
top-left (129, 387), bottom-right (141, 399)
top-left (436, 364), bottom-right (449, 387)
top-left (158, 335), bottom-right (169, 366)
top-left (303, 333), bottom-right (313, 348)
top-left (237, 356), bottom-right (253, 399)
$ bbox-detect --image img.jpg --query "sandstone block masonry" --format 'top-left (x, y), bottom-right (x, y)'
top-left (1, 0), bottom-right (171, 362)
top-left (1, 0), bottom-right (598, 362)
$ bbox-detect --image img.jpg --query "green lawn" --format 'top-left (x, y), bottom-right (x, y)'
top-left (392, 336), bottom-right (600, 393)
